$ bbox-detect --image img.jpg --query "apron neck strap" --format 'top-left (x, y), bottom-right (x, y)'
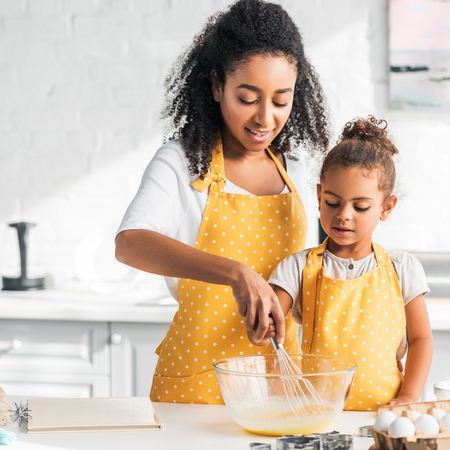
top-left (191, 139), bottom-right (225, 193)
top-left (303, 238), bottom-right (328, 287)
top-left (308, 237), bottom-right (328, 265)
top-left (371, 242), bottom-right (391, 267)
top-left (209, 139), bottom-right (226, 180)
top-left (266, 148), bottom-right (296, 193)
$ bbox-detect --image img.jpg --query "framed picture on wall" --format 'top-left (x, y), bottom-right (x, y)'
top-left (389, 0), bottom-right (450, 109)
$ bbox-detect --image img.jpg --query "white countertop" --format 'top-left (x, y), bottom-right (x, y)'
top-left (0, 289), bottom-right (178, 323)
top-left (3, 396), bottom-right (377, 450)
top-left (1, 289), bottom-right (449, 330)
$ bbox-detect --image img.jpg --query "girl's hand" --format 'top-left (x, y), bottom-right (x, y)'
top-left (231, 264), bottom-right (285, 345)
top-left (386, 395), bottom-right (416, 406)
top-left (392, 294), bottom-right (433, 405)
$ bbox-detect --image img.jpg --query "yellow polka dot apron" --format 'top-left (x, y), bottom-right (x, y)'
top-left (151, 140), bottom-right (308, 404)
top-left (301, 238), bottom-right (405, 411)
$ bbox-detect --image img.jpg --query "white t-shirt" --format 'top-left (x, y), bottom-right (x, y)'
top-left (117, 139), bottom-right (309, 300)
top-left (268, 248), bottom-right (430, 359)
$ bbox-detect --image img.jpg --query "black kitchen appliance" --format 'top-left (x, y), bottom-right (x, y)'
top-left (2, 222), bottom-right (46, 291)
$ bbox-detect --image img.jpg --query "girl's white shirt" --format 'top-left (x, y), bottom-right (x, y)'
top-left (116, 139), bottom-right (310, 301)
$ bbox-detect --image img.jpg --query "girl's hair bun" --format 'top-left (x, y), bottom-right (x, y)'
top-left (321, 115), bottom-right (399, 197)
top-left (339, 115), bottom-right (398, 157)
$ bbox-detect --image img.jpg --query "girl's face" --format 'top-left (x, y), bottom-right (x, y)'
top-left (212, 55), bottom-right (297, 154)
top-left (317, 166), bottom-right (397, 256)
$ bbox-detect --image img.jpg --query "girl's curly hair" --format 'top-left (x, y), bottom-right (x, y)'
top-left (161, 0), bottom-right (330, 177)
top-left (320, 116), bottom-right (399, 197)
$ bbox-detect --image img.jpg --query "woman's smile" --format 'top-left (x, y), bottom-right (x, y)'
top-left (245, 127), bottom-right (274, 142)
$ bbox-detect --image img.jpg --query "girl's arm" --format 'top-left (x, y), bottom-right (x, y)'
top-left (247, 285), bottom-right (294, 346)
top-left (387, 293), bottom-right (433, 405)
top-left (115, 229), bottom-right (286, 344)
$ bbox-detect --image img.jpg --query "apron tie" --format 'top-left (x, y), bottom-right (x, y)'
top-left (191, 171), bottom-right (225, 193)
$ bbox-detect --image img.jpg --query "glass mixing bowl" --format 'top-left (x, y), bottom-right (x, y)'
top-left (213, 354), bottom-right (357, 436)
top-left (434, 378), bottom-right (450, 400)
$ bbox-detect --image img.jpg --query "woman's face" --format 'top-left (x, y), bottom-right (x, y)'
top-left (212, 55), bottom-right (297, 154)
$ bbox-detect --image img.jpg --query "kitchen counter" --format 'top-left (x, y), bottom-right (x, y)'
top-left (3, 396), bottom-right (377, 450)
top-left (0, 290), bottom-right (450, 331)
top-left (0, 289), bottom-right (178, 323)
top-left (0, 289), bottom-right (449, 329)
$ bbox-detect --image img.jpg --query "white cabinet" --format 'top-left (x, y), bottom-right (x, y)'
top-left (109, 322), bottom-right (168, 397)
top-left (0, 319), bottom-right (168, 398)
top-left (2, 317), bottom-right (448, 401)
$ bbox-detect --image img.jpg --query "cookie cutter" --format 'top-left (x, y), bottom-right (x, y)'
top-left (249, 443), bottom-right (272, 450)
top-left (310, 431), bottom-right (351, 449)
top-left (357, 425), bottom-right (373, 437)
top-left (311, 431), bottom-right (340, 440)
top-left (276, 435), bottom-right (320, 450)
top-left (311, 431), bottom-right (339, 437)
top-left (322, 434), bottom-right (353, 450)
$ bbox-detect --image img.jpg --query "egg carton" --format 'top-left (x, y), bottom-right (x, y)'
top-left (370, 400), bottom-right (450, 450)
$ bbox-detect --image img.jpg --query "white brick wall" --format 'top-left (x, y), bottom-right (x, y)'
top-left (1, 0), bottom-right (449, 289)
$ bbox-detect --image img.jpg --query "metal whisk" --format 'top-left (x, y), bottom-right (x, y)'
top-left (270, 337), bottom-right (324, 416)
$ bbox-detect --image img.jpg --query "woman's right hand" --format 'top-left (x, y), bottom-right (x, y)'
top-left (247, 315), bottom-right (276, 347)
top-left (231, 264), bottom-right (285, 345)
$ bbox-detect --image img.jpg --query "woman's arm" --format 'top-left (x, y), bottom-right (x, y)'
top-left (115, 229), bottom-right (286, 343)
top-left (386, 294), bottom-right (433, 405)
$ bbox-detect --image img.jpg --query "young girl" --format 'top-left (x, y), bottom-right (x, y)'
top-left (115, 0), bottom-right (329, 404)
top-left (268, 116), bottom-right (433, 411)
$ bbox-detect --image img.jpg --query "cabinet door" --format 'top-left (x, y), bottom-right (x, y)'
top-left (109, 322), bottom-right (168, 397)
top-left (0, 319), bottom-right (109, 374)
top-left (0, 319), bottom-right (110, 398)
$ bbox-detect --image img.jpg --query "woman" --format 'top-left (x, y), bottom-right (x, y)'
top-left (115, 0), bottom-right (329, 404)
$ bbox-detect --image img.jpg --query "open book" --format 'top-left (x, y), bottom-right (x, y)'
top-left (27, 397), bottom-right (162, 434)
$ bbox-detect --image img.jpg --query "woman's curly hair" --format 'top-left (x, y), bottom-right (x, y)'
top-left (161, 0), bottom-right (330, 177)
top-left (320, 116), bottom-right (399, 197)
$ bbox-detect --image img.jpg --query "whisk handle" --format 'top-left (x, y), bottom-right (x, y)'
top-left (270, 337), bottom-right (283, 351)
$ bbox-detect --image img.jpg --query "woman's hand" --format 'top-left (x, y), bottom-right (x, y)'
top-left (231, 264), bottom-right (286, 345)
top-left (247, 315), bottom-right (276, 347)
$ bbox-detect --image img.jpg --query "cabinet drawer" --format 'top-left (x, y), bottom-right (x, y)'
top-left (0, 319), bottom-right (109, 374)
top-left (0, 371), bottom-right (110, 398)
